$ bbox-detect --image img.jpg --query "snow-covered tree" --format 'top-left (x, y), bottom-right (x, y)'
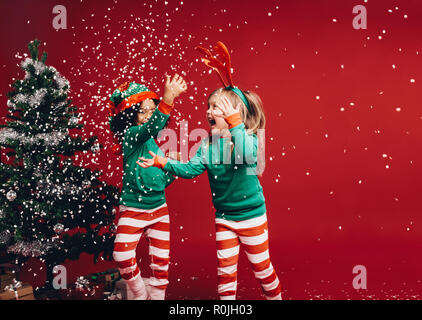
top-left (0, 40), bottom-right (119, 278)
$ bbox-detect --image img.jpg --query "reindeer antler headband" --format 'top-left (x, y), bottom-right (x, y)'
top-left (195, 41), bottom-right (252, 113)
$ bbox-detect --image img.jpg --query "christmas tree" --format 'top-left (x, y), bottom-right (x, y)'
top-left (0, 40), bottom-right (119, 282)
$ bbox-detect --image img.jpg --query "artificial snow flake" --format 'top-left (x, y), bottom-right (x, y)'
top-left (69, 116), bottom-right (79, 125)
top-left (7, 99), bottom-right (16, 109)
top-left (6, 190), bottom-right (17, 201)
top-left (53, 223), bottom-right (65, 234)
top-left (0, 230), bottom-right (12, 245)
top-left (91, 143), bottom-right (100, 153)
top-left (109, 223), bottom-right (117, 233)
top-left (82, 179), bottom-right (91, 188)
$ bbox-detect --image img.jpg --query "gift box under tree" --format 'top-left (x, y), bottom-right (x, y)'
top-left (89, 269), bottom-right (120, 292)
top-left (60, 276), bottom-right (105, 300)
top-left (0, 273), bottom-right (14, 291)
top-left (0, 280), bottom-right (34, 300)
top-left (0, 263), bottom-right (19, 291)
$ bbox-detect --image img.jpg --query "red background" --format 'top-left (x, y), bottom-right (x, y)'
top-left (1, 0), bottom-right (422, 299)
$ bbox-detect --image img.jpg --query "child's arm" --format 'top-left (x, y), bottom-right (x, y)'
top-left (215, 96), bottom-right (257, 164)
top-left (124, 102), bottom-right (172, 147)
top-left (124, 74), bottom-right (187, 146)
top-left (225, 113), bottom-right (257, 164)
top-left (164, 172), bottom-right (175, 187)
top-left (137, 147), bottom-right (206, 179)
top-left (162, 152), bottom-right (179, 187)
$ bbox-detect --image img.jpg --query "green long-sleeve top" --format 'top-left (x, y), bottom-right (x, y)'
top-left (120, 105), bottom-right (174, 209)
top-left (162, 123), bottom-right (266, 221)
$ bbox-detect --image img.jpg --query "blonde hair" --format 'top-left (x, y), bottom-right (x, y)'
top-left (208, 88), bottom-right (266, 176)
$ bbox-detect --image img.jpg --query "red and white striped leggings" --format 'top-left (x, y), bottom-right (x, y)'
top-left (112, 204), bottom-right (170, 300)
top-left (216, 213), bottom-right (282, 300)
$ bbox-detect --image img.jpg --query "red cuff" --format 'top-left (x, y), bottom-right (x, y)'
top-left (153, 155), bottom-right (168, 169)
top-left (225, 113), bottom-right (243, 129)
top-left (158, 101), bottom-right (174, 115)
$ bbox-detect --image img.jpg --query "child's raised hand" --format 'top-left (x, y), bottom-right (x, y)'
top-left (214, 96), bottom-right (240, 118)
top-left (162, 74), bottom-right (188, 106)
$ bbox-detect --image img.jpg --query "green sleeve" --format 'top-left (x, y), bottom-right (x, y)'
top-left (123, 107), bottom-right (169, 154)
top-left (163, 145), bottom-right (206, 179)
top-left (229, 123), bottom-right (258, 164)
top-left (164, 172), bottom-right (175, 187)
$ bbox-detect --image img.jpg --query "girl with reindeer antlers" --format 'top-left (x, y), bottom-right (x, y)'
top-left (137, 42), bottom-right (282, 300)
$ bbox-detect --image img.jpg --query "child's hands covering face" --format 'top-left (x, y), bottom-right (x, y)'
top-left (162, 74), bottom-right (187, 105)
top-left (214, 96), bottom-right (241, 118)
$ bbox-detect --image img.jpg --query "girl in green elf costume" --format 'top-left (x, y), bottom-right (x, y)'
top-left (108, 74), bottom-right (187, 300)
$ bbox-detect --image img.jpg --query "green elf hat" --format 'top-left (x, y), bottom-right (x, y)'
top-left (107, 81), bottom-right (159, 154)
top-left (107, 81), bottom-right (159, 121)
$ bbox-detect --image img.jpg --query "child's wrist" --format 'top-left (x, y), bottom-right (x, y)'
top-left (158, 100), bottom-right (174, 114)
top-left (162, 91), bottom-right (176, 106)
top-left (153, 155), bottom-right (168, 169)
top-left (162, 96), bottom-right (174, 105)
top-left (224, 112), bottom-right (242, 129)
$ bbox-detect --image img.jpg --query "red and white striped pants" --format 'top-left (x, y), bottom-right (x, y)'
top-left (216, 213), bottom-right (282, 300)
top-left (112, 204), bottom-right (170, 300)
